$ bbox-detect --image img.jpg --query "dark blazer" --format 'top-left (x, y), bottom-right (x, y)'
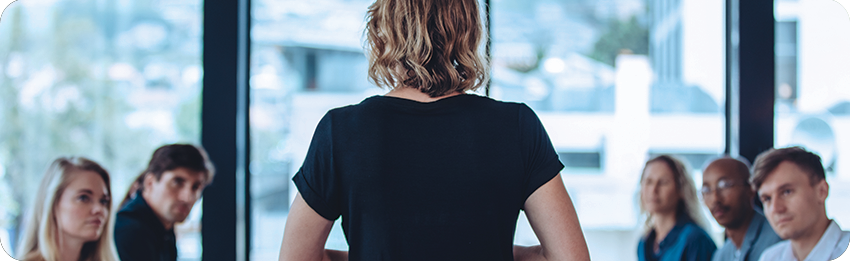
top-left (114, 192), bottom-right (177, 261)
top-left (711, 212), bottom-right (782, 261)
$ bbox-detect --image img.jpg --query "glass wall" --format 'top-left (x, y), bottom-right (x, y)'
top-left (0, 0), bottom-right (204, 259)
top-left (8, 0), bottom-right (849, 260)
top-left (248, 0), bottom-right (377, 259)
top-left (490, 0), bottom-right (725, 259)
top-left (249, 0), bottom-right (726, 260)
top-left (774, 0), bottom-right (850, 228)
top-left (9, 0), bottom-right (850, 260)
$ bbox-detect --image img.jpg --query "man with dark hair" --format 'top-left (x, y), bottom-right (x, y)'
top-left (701, 157), bottom-right (781, 261)
top-left (114, 144), bottom-right (215, 261)
top-left (752, 147), bottom-right (849, 261)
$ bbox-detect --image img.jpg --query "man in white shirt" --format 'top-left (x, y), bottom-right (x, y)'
top-left (751, 147), bottom-right (850, 261)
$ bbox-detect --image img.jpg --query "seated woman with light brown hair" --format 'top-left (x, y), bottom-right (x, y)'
top-left (16, 157), bottom-right (118, 261)
top-left (637, 155), bottom-right (716, 261)
top-left (278, 0), bottom-right (590, 260)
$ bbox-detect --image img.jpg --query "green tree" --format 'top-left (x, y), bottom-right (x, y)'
top-left (588, 15), bottom-right (649, 67)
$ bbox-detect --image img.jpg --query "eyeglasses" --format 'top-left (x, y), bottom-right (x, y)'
top-left (700, 179), bottom-right (743, 196)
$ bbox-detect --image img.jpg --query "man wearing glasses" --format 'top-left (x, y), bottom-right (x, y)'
top-left (702, 157), bottom-right (781, 261)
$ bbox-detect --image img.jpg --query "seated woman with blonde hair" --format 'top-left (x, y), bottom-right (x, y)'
top-left (16, 157), bottom-right (118, 261)
top-left (638, 155), bottom-right (717, 261)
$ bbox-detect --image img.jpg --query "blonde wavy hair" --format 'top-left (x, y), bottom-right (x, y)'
top-left (16, 157), bottom-right (118, 261)
top-left (639, 155), bottom-right (710, 233)
top-left (365, 0), bottom-right (490, 97)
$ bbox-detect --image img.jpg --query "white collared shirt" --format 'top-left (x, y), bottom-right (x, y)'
top-left (759, 220), bottom-right (850, 261)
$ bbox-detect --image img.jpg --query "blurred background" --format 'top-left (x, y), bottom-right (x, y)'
top-left (1, 0), bottom-right (849, 260)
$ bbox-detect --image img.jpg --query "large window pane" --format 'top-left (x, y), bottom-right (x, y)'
top-left (774, 0), bottom-right (850, 228)
top-left (491, 0), bottom-right (725, 259)
top-left (248, 1), bottom-right (491, 258)
top-left (0, 0), bottom-right (203, 259)
top-left (250, 0), bottom-right (725, 260)
top-left (249, 0), bottom-right (376, 259)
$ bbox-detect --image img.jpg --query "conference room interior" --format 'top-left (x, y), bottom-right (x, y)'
top-left (1, 0), bottom-right (849, 260)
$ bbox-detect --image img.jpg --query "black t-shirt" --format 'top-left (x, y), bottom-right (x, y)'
top-left (292, 93), bottom-right (564, 261)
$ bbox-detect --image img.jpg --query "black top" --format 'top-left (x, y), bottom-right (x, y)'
top-left (293, 94), bottom-right (564, 261)
top-left (114, 192), bottom-right (177, 261)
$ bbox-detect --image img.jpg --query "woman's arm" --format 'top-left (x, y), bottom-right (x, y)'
top-left (279, 193), bottom-right (346, 261)
top-left (514, 245), bottom-right (547, 261)
top-left (322, 249), bottom-right (348, 261)
top-left (515, 173), bottom-right (590, 261)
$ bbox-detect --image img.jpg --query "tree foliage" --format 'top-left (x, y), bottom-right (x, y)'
top-left (588, 16), bottom-right (649, 67)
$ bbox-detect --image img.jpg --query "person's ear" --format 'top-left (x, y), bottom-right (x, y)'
top-left (815, 179), bottom-right (829, 204)
top-left (143, 173), bottom-right (156, 192)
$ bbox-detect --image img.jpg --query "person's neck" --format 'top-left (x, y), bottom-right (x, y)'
top-left (652, 211), bottom-right (679, 243)
top-left (160, 216), bottom-right (174, 230)
top-left (726, 209), bottom-right (755, 249)
top-left (385, 87), bottom-right (462, 103)
top-left (791, 217), bottom-right (831, 261)
top-left (142, 192), bottom-right (174, 230)
top-left (57, 233), bottom-right (85, 261)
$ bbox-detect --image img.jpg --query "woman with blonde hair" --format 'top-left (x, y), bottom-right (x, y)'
top-left (638, 155), bottom-right (716, 261)
top-left (16, 157), bottom-right (118, 261)
top-left (279, 0), bottom-right (590, 260)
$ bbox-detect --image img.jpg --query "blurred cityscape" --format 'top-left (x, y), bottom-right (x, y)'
top-left (1, 0), bottom-right (849, 260)
top-left (0, 0), bottom-right (204, 259)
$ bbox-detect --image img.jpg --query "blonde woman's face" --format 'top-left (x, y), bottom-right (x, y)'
top-left (641, 161), bottom-right (680, 215)
top-left (56, 170), bottom-right (110, 242)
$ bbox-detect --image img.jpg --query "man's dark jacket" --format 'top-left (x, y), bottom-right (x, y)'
top-left (114, 192), bottom-right (177, 261)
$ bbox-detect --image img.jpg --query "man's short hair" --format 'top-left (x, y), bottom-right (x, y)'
top-left (751, 146), bottom-right (825, 191)
top-left (119, 144), bottom-right (215, 207)
top-left (145, 144), bottom-right (215, 184)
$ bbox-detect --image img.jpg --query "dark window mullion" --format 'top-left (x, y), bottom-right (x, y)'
top-left (726, 0), bottom-right (775, 163)
top-left (201, 0), bottom-right (252, 259)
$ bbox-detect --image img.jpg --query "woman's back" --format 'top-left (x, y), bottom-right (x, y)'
top-left (281, 0), bottom-right (588, 259)
top-left (292, 94), bottom-right (563, 260)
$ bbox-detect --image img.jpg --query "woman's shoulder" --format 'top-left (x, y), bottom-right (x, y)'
top-left (679, 222), bottom-right (715, 245)
top-left (465, 93), bottom-right (525, 107)
top-left (330, 93), bottom-right (526, 116)
top-left (680, 222), bottom-right (711, 236)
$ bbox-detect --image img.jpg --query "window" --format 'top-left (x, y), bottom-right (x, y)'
top-left (244, 0), bottom-right (728, 259)
top-left (249, 0), bottom-right (377, 259)
top-left (0, 0), bottom-right (203, 259)
top-left (5, 0), bottom-right (841, 260)
top-left (774, 0), bottom-right (850, 228)
top-left (559, 152), bottom-right (604, 170)
top-left (491, 0), bottom-right (725, 259)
